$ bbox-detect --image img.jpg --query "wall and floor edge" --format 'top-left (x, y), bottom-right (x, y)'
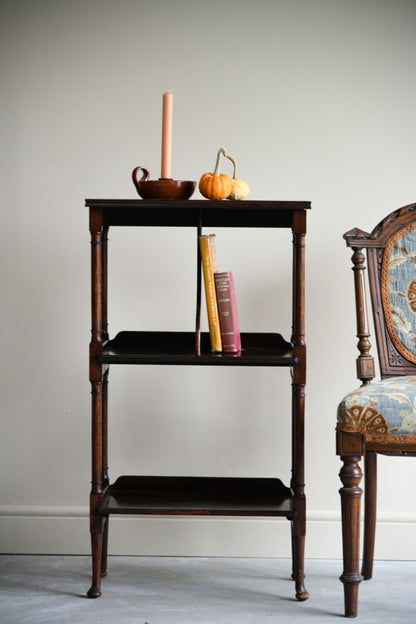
top-left (1, 506), bottom-right (415, 560)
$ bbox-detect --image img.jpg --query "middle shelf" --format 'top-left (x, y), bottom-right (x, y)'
top-left (97, 331), bottom-right (295, 366)
top-left (96, 475), bottom-right (294, 517)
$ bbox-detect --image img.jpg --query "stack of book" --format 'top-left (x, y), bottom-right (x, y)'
top-left (199, 234), bottom-right (241, 354)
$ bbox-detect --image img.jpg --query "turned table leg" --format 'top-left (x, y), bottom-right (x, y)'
top-left (88, 528), bottom-right (103, 598)
top-left (291, 499), bottom-right (309, 601)
top-left (88, 379), bottom-right (105, 598)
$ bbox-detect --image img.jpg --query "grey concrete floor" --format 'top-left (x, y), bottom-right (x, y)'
top-left (1, 555), bottom-right (415, 623)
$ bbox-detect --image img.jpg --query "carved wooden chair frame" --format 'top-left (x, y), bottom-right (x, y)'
top-left (336, 203), bottom-right (416, 617)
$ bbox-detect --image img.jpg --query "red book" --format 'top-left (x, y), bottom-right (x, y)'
top-left (214, 271), bottom-right (241, 353)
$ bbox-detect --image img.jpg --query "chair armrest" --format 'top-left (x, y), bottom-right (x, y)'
top-left (343, 230), bottom-right (376, 385)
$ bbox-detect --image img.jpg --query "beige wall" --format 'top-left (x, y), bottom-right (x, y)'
top-left (2, 0), bottom-right (416, 559)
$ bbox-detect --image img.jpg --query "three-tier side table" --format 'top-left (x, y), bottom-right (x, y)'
top-left (86, 199), bottom-right (310, 600)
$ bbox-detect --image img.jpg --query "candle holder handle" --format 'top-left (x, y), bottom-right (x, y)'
top-left (132, 166), bottom-right (150, 193)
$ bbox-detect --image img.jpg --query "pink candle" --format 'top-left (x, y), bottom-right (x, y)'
top-left (161, 91), bottom-right (173, 179)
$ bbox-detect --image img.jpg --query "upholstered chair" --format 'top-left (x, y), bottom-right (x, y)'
top-left (336, 203), bottom-right (416, 617)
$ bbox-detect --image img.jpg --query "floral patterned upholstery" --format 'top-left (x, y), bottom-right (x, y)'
top-left (338, 376), bottom-right (416, 441)
top-left (337, 376), bottom-right (416, 442)
top-left (381, 224), bottom-right (416, 363)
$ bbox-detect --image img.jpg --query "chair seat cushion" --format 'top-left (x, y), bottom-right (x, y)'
top-left (337, 376), bottom-right (416, 442)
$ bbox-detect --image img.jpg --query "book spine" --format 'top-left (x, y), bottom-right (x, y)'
top-left (214, 271), bottom-right (241, 353)
top-left (199, 235), bottom-right (222, 352)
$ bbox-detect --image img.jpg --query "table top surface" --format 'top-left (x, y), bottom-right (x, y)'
top-left (86, 198), bottom-right (311, 209)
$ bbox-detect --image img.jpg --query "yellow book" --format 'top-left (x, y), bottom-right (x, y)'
top-left (199, 234), bottom-right (222, 352)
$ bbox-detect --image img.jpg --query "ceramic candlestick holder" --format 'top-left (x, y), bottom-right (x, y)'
top-left (132, 167), bottom-right (196, 200)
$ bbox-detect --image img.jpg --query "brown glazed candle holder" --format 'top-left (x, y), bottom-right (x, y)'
top-left (132, 167), bottom-right (196, 200)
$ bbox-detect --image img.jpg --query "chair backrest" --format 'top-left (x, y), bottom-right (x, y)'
top-left (344, 203), bottom-right (416, 381)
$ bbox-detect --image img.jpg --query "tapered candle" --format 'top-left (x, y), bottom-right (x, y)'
top-left (161, 91), bottom-right (173, 179)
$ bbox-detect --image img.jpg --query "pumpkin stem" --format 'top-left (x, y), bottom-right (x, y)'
top-left (223, 151), bottom-right (238, 179)
top-left (213, 148), bottom-right (226, 177)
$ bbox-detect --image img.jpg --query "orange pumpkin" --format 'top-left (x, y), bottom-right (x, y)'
top-left (199, 148), bottom-right (233, 200)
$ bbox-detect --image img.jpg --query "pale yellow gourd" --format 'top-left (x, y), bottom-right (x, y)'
top-left (224, 151), bottom-right (250, 200)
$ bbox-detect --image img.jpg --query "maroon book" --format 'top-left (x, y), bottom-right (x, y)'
top-left (214, 271), bottom-right (241, 353)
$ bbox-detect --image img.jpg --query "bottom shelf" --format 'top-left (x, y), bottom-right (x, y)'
top-left (96, 476), bottom-right (293, 517)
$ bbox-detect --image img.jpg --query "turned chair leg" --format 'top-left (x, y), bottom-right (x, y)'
top-left (362, 451), bottom-right (377, 580)
top-left (339, 455), bottom-right (363, 618)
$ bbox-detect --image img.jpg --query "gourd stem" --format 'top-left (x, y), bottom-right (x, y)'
top-left (223, 151), bottom-right (238, 179)
top-left (213, 148), bottom-right (226, 177)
